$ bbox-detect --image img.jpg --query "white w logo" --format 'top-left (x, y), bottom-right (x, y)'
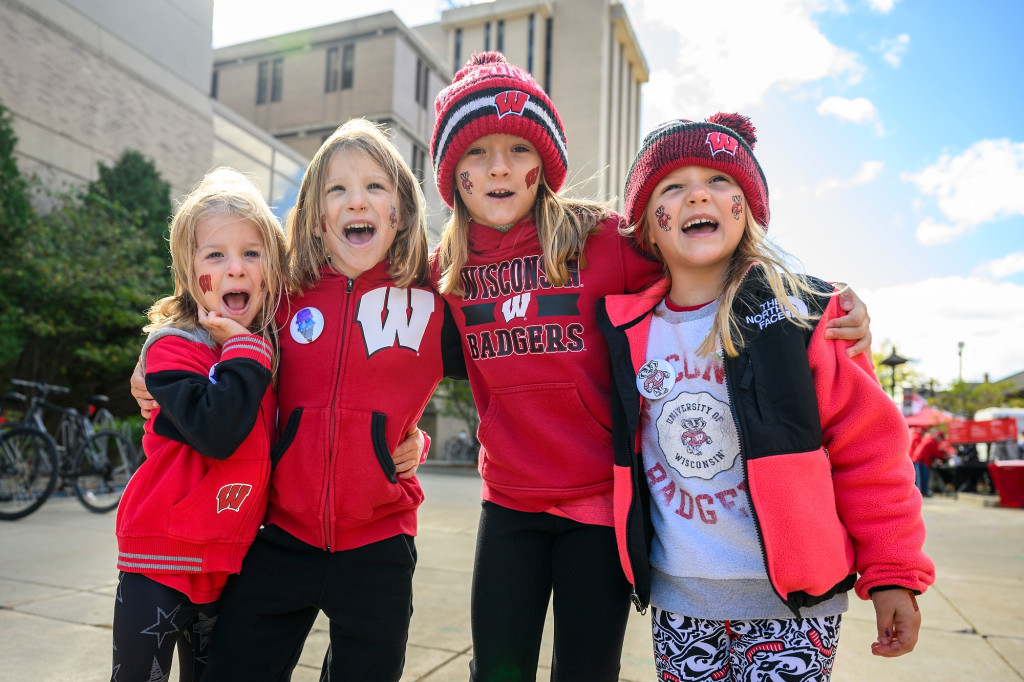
top-left (356, 287), bottom-right (435, 356)
top-left (501, 293), bottom-right (531, 322)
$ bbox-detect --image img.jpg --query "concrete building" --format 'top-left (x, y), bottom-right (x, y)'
top-left (417, 0), bottom-right (649, 209)
top-left (210, 0), bottom-right (649, 235)
top-left (0, 0), bottom-right (305, 218)
top-left (211, 11), bottom-right (451, 231)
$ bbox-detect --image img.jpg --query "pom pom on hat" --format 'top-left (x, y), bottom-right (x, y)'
top-left (623, 113), bottom-right (770, 233)
top-left (430, 52), bottom-right (568, 208)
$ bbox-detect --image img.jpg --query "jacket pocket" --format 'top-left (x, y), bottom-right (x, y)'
top-left (331, 409), bottom-right (423, 521)
top-left (747, 448), bottom-right (854, 598)
top-left (270, 407), bottom-right (330, 516)
top-left (477, 382), bottom-right (613, 498)
top-left (167, 458), bottom-right (270, 544)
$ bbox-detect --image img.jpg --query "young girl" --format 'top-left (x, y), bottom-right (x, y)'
top-left (112, 168), bottom-right (287, 682)
top-left (199, 118), bottom-right (463, 681)
top-left (598, 113), bottom-right (935, 680)
top-left (429, 53), bottom-right (873, 681)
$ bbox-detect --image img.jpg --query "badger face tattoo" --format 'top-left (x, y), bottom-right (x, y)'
top-left (732, 195), bottom-right (743, 220)
top-left (526, 166), bottom-right (540, 189)
top-left (655, 205), bottom-right (671, 231)
top-left (460, 171), bottom-right (473, 195)
top-left (390, 205), bottom-right (397, 229)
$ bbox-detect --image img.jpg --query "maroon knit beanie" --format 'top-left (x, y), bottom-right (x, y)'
top-left (430, 52), bottom-right (568, 208)
top-left (623, 113), bottom-right (769, 231)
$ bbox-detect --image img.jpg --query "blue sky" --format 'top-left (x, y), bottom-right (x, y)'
top-left (213, 0), bottom-right (1024, 388)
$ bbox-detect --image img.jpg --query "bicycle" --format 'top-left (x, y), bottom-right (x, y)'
top-left (0, 417), bottom-right (60, 520)
top-left (10, 379), bottom-right (137, 513)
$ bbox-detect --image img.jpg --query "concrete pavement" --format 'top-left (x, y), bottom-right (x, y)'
top-left (1, 469), bottom-right (1022, 681)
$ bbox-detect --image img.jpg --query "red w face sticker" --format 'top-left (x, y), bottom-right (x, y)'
top-left (526, 166), bottom-right (540, 189)
top-left (199, 274), bottom-right (212, 293)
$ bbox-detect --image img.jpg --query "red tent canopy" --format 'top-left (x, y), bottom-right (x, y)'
top-left (905, 404), bottom-right (953, 428)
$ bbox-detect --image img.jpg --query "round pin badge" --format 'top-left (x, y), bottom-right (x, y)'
top-left (636, 358), bottom-right (675, 400)
top-left (208, 362), bottom-right (219, 384)
top-left (290, 307), bottom-right (325, 344)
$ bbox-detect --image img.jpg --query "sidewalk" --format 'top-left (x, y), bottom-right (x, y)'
top-left (1, 471), bottom-right (1022, 681)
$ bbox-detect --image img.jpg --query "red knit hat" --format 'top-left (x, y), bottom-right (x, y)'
top-left (430, 52), bottom-right (568, 208)
top-left (623, 113), bottom-right (769, 231)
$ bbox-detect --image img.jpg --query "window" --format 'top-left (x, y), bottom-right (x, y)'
top-left (484, 21), bottom-right (491, 52)
top-left (454, 28), bottom-right (462, 66)
top-left (527, 14), bottom-right (535, 72)
top-left (270, 58), bottom-right (283, 102)
top-left (341, 43), bottom-right (354, 90)
top-left (256, 60), bottom-right (269, 104)
top-left (497, 20), bottom-right (505, 52)
top-left (411, 145), bottom-right (426, 183)
top-left (326, 47), bottom-right (340, 92)
top-left (544, 18), bottom-right (553, 93)
top-left (415, 59), bottom-right (429, 109)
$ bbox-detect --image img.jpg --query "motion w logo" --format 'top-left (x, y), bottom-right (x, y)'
top-left (494, 91), bottom-right (530, 118)
top-left (357, 287), bottom-right (435, 356)
top-left (216, 483), bottom-right (253, 513)
top-left (501, 293), bottom-right (531, 322)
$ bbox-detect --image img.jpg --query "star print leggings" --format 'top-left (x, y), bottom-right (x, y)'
top-left (651, 606), bottom-right (842, 682)
top-left (110, 571), bottom-right (218, 682)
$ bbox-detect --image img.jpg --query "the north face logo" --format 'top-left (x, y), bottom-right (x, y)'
top-left (494, 91), bottom-right (530, 118)
top-left (216, 483), bottom-right (253, 513)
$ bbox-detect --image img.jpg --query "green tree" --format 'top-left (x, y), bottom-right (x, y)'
top-left (0, 101), bottom-right (36, 368)
top-left (436, 378), bottom-right (480, 449)
top-left (871, 347), bottom-right (920, 397)
top-left (87, 149), bottom-right (172, 245)
top-left (934, 380), bottom-right (1024, 418)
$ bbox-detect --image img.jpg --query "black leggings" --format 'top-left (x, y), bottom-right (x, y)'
top-left (469, 501), bottom-right (632, 682)
top-left (110, 572), bottom-right (218, 682)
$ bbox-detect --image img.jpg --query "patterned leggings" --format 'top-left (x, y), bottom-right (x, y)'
top-left (651, 606), bottom-right (841, 682)
top-left (110, 572), bottom-right (218, 682)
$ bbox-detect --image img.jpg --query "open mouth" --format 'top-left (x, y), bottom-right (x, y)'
top-left (682, 218), bottom-right (718, 235)
top-left (223, 291), bottom-right (250, 312)
top-left (344, 222), bottom-right (376, 245)
top-left (487, 190), bottom-right (514, 199)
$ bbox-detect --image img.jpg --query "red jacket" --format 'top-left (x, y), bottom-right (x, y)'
top-left (599, 272), bottom-right (935, 613)
top-left (269, 262), bottom-right (462, 551)
top-left (117, 329), bottom-right (275, 603)
top-left (912, 434), bottom-right (946, 467)
top-left (432, 215), bottom-right (661, 522)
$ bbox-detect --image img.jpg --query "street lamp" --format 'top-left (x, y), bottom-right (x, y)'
top-left (957, 341), bottom-right (964, 383)
top-left (881, 347), bottom-right (908, 398)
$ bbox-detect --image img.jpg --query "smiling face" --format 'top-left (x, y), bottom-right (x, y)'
top-left (321, 148), bottom-right (402, 279)
top-left (646, 165), bottom-right (746, 288)
top-left (193, 214), bottom-right (268, 330)
top-left (454, 134), bottom-right (542, 228)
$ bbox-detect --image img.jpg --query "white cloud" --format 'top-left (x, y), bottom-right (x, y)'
top-left (903, 139), bottom-right (1024, 244)
top-left (878, 33), bottom-right (910, 67)
top-left (816, 160), bottom-right (884, 195)
top-left (864, 276), bottom-right (1024, 385)
top-left (867, 0), bottom-right (900, 12)
top-left (631, 0), bottom-right (864, 124)
top-left (976, 252), bottom-right (1024, 279)
top-left (816, 96), bottom-right (884, 135)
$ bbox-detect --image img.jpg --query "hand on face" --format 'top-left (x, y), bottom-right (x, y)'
top-left (321, 149), bottom-right (402, 279)
top-left (193, 215), bottom-right (268, 332)
top-left (454, 134), bottom-right (542, 228)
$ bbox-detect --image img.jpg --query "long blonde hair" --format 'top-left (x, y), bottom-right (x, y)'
top-left (145, 168), bottom-right (286, 353)
top-left (624, 204), bottom-right (828, 358)
top-left (433, 177), bottom-right (610, 297)
top-left (287, 119), bottom-right (428, 293)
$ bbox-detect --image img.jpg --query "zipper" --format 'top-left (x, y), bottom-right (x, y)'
top-left (726, 338), bottom-right (792, 614)
top-left (322, 276), bottom-right (356, 551)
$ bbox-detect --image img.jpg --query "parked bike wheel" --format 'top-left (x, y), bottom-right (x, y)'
top-left (0, 426), bottom-right (59, 520)
top-left (72, 429), bottom-right (136, 513)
